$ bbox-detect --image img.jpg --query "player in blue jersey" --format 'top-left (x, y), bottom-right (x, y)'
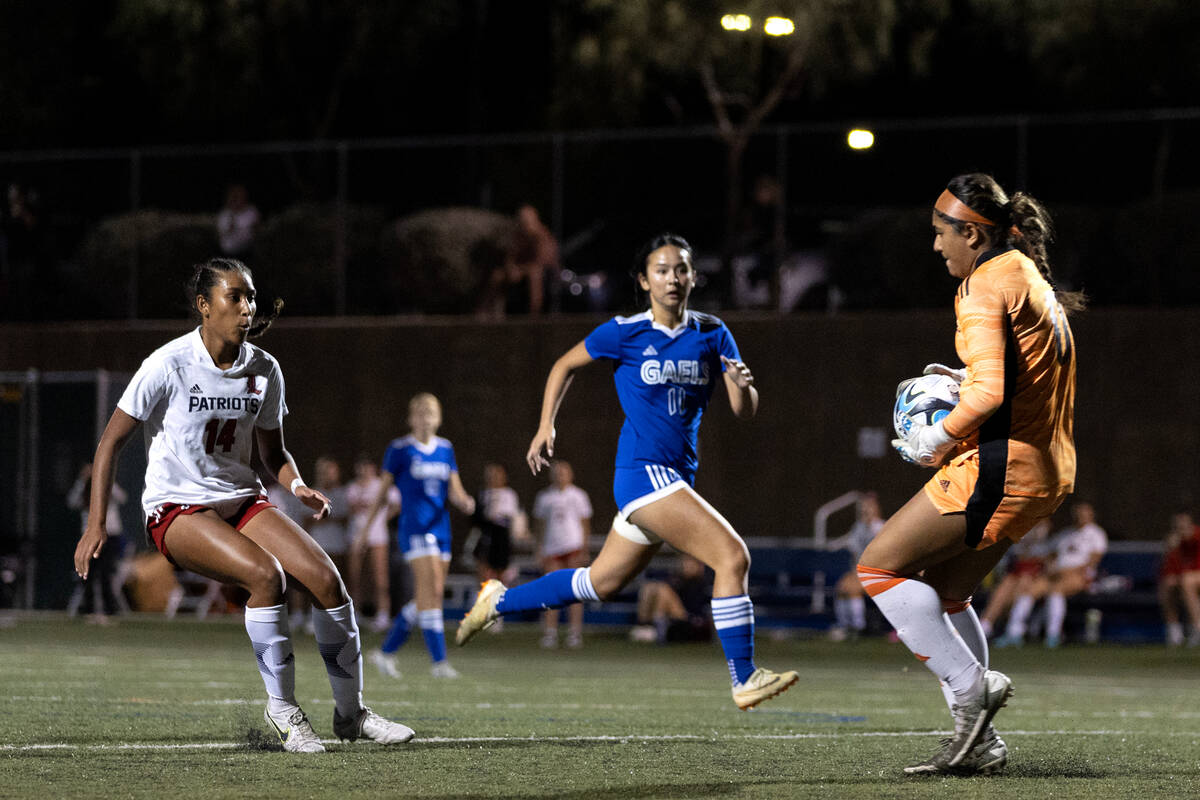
top-left (359, 393), bottom-right (475, 678)
top-left (457, 233), bottom-right (799, 710)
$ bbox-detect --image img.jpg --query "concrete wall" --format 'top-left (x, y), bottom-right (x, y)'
top-left (4, 308), bottom-right (1197, 544)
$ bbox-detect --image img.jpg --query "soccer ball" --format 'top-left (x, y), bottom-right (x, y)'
top-left (893, 373), bottom-right (960, 440)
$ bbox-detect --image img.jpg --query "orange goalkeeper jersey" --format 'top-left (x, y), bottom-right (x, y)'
top-left (942, 247), bottom-right (1076, 497)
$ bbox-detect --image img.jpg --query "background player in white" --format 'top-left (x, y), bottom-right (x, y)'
top-left (531, 460), bottom-right (592, 648)
top-left (826, 492), bottom-right (885, 641)
top-left (996, 501), bottom-right (1107, 648)
top-left (72, 257), bottom-right (413, 753)
top-left (347, 456), bottom-right (401, 632)
top-left (458, 233), bottom-right (799, 710)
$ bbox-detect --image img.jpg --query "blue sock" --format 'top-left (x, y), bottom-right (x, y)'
top-left (496, 568), bottom-right (598, 614)
top-left (380, 600), bottom-right (416, 654)
top-left (419, 609), bottom-right (447, 664)
top-left (712, 595), bottom-right (756, 684)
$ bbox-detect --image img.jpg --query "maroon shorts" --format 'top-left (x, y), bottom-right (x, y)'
top-left (145, 495), bottom-right (275, 566)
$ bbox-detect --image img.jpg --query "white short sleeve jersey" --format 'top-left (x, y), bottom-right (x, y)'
top-left (348, 476), bottom-right (400, 547)
top-left (1052, 522), bottom-right (1108, 571)
top-left (119, 328), bottom-right (288, 516)
top-left (533, 485), bottom-right (593, 558)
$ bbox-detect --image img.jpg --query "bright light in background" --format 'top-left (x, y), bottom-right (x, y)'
top-left (721, 14), bottom-right (752, 31)
top-left (763, 16), bottom-right (795, 36)
top-left (847, 128), bottom-right (875, 150)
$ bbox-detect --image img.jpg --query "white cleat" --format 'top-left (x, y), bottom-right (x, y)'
top-left (430, 660), bottom-right (461, 679)
top-left (333, 706), bottom-right (415, 745)
top-left (455, 579), bottom-right (506, 646)
top-left (371, 649), bottom-right (402, 679)
top-left (945, 670), bottom-right (1013, 768)
top-left (731, 667), bottom-right (800, 710)
top-left (264, 707), bottom-right (325, 753)
top-left (904, 727), bottom-right (1008, 776)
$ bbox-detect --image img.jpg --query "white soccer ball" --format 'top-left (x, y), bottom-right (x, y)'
top-left (893, 373), bottom-right (960, 440)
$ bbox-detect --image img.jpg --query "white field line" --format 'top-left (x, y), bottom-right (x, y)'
top-left (2, 729), bottom-right (1193, 753)
top-left (7, 695), bottom-right (1200, 720)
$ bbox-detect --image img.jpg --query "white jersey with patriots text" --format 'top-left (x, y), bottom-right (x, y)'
top-left (118, 327), bottom-right (287, 515)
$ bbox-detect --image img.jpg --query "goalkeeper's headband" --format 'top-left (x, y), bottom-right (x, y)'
top-left (934, 189), bottom-right (997, 227)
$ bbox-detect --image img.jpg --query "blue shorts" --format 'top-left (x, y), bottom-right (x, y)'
top-left (613, 463), bottom-right (695, 519)
top-left (397, 517), bottom-right (452, 562)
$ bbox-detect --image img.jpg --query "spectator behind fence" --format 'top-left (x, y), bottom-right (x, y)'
top-left (1159, 511), bottom-right (1200, 646)
top-left (996, 502), bottom-right (1107, 648)
top-left (216, 183), bottom-right (261, 257)
top-left (66, 462), bottom-right (129, 623)
top-left (630, 553), bottom-right (714, 645)
top-left (978, 520), bottom-right (1052, 639)
top-left (2, 182), bottom-right (43, 318)
top-left (478, 203), bottom-right (559, 317)
top-left (826, 492), bottom-right (884, 641)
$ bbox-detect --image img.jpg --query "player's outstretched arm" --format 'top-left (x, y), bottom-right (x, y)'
top-left (74, 409), bottom-right (140, 579)
top-left (720, 356), bottom-right (758, 419)
top-left (527, 340), bottom-right (593, 474)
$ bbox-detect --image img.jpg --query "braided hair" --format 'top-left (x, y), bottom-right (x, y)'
top-left (938, 174), bottom-right (1085, 313)
top-left (186, 257), bottom-right (283, 337)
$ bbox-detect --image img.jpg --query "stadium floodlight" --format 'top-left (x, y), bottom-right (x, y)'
top-left (721, 14), bottom-right (752, 31)
top-left (763, 16), bottom-right (795, 36)
top-left (847, 128), bottom-right (875, 150)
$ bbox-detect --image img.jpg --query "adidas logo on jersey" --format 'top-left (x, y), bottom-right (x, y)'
top-left (189, 384), bottom-right (203, 394)
top-left (642, 345), bottom-right (658, 356)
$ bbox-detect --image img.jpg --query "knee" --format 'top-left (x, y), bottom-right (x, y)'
top-left (246, 558), bottom-right (285, 602)
top-left (591, 571), bottom-right (623, 601)
top-left (704, 539), bottom-right (749, 580)
top-left (310, 566), bottom-right (348, 607)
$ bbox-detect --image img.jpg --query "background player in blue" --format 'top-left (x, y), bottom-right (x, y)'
top-left (457, 233), bottom-right (799, 710)
top-left (359, 393), bottom-right (475, 678)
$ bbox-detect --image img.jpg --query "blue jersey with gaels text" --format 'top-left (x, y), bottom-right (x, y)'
top-left (584, 310), bottom-right (740, 476)
top-left (383, 435), bottom-right (458, 537)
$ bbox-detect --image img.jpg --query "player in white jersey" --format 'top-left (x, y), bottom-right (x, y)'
top-left (996, 502), bottom-right (1107, 648)
top-left (531, 461), bottom-right (592, 648)
top-left (72, 257), bottom-right (413, 753)
top-left (347, 456), bottom-right (401, 631)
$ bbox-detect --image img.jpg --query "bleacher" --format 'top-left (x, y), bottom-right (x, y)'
top-left (443, 533), bottom-right (1168, 643)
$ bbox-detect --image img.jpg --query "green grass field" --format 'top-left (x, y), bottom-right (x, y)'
top-left (1, 613), bottom-right (1198, 799)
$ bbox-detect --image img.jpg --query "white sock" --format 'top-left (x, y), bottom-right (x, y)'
top-left (944, 603), bottom-right (988, 715)
top-left (1045, 593), bottom-right (1067, 638)
top-left (848, 596), bottom-right (866, 631)
top-left (401, 600), bottom-right (418, 625)
top-left (310, 601), bottom-right (364, 717)
top-left (866, 575), bottom-right (983, 701)
top-left (947, 604), bottom-right (988, 668)
top-left (1006, 594), bottom-right (1035, 639)
top-left (244, 604), bottom-right (297, 716)
top-left (572, 567), bottom-right (600, 602)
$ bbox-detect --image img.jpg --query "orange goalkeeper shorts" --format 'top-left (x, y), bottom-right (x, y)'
top-left (923, 448), bottom-right (1067, 549)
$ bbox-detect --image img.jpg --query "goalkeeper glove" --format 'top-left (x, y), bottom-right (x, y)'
top-left (892, 419), bottom-right (958, 467)
top-left (922, 363), bottom-right (967, 384)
